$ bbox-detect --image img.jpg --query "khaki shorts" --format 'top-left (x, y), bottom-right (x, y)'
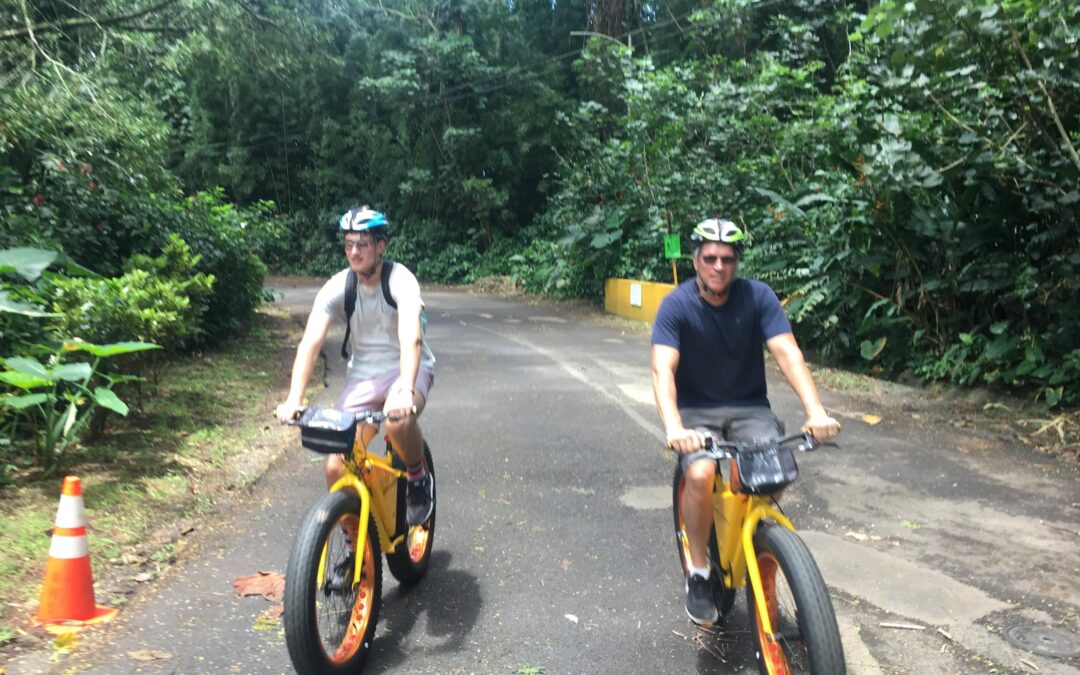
top-left (677, 405), bottom-right (785, 471)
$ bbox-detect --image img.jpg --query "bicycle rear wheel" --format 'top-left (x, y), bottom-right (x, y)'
top-left (747, 522), bottom-right (845, 675)
top-left (672, 463), bottom-right (736, 618)
top-left (386, 441), bottom-right (435, 586)
top-left (284, 490), bottom-right (382, 675)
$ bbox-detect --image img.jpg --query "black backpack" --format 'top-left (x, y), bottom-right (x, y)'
top-left (340, 259), bottom-right (396, 360)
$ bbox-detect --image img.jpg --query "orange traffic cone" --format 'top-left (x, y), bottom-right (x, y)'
top-left (34, 476), bottom-right (117, 632)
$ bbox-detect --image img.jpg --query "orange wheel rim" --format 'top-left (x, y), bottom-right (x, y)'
top-left (754, 552), bottom-right (791, 675)
top-left (328, 540), bottom-right (377, 664)
top-left (407, 525), bottom-right (430, 563)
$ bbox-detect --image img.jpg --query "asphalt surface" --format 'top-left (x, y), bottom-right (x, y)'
top-left (7, 284), bottom-right (1079, 674)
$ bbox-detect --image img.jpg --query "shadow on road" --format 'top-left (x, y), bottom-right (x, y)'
top-left (372, 551), bottom-right (482, 667)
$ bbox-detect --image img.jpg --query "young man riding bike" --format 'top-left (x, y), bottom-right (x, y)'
top-left (276, 206), bottom-right (436, 538)
top-left (651, 216), bottom-right (840, 626)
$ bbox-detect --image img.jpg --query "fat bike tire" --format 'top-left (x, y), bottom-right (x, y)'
top-left (672, 463), bottom-right (736, 619)
top-left (284, 490), bottom-right (382, 674)
top-left (747, 522), bottom-right (845, 675)
top-left (386, 441), bottom-right (436, 586)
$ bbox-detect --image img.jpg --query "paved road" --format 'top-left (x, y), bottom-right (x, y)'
top-left (9, 285), bottom-right (1079, 674)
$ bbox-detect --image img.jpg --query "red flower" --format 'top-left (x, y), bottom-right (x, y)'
top-left (597, 199), bottom-right (604, 205)
top-left (86, 181), bottom-right (97, 190)
top-left (94, 223), bottom-right (105, 231)
top-left (32, 193), bottom-right (45, 206)
top-left (55, 161), bottom-right (66, 171)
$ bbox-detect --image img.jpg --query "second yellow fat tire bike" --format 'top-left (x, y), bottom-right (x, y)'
top-left (673, 432), bottom-right (845, 674)
top-left (283, 408), bottom-right (435, 674)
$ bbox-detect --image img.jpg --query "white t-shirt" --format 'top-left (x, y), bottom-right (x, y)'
top-left (313, 263), bottom-right (436, 382)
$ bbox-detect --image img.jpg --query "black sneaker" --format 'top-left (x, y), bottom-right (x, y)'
top-left (406, 472), bottom-right (434, 526)
top-left (324, 550), bottom-right (355, 594)
top-left (685, 573), bottom-right (719, 626)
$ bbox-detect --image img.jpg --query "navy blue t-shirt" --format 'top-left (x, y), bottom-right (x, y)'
top-left (651, 277), bottom-right (792, 409)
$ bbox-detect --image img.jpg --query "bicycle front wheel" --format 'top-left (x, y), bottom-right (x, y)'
top-left (284, 490), bottom-right (382, 675)
top-left (747, 522), bottom-right (845, 675)
top-left (386, 441), bottom-right (435, 586)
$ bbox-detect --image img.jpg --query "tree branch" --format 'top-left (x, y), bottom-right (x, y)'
top-left (1010, 28), bottom-right (1080, 175)
top-left (1, 0), bottom-right (181, 41)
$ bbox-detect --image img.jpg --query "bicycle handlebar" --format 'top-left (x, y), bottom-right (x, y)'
top-left (687, 431), bottom-right (830, 458)
top-left (285, 406), bottom-right (416, 427)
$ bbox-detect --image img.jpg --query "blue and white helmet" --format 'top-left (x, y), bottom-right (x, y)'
top-left (339, 206), bottom-right (389, 239)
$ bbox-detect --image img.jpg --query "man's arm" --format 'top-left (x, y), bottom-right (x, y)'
top-left (276, 310), bottom-right (333, 422)
top-left (652, 344), bottom-right (704, 453)
top-left (385, 297), bottom-right (423, 416)
top-left (765, 332), bottom-right (840, 442)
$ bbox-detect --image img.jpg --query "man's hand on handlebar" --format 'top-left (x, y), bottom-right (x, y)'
top-left (383, 387), bottom-right (415, 423)
top-left (666, 427), bottom-right (706, 454)
top-left (276, 401), bottom-right (304, 424)
top-left (802, 414), bottom-right (841, 443)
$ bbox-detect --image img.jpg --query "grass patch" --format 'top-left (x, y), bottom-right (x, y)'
top-left (0, 305), bottom-right (299, 639)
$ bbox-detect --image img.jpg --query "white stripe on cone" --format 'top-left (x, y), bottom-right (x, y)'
top-left (54, 494), bottom-right (86, 528)
top-left (48, 534), bottom-right (89, 559)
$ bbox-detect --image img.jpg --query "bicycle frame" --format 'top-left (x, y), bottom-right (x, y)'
top-left (708, 442), bottom-right (804, 638)
top-left (320, 426), bottom-right (409, 591)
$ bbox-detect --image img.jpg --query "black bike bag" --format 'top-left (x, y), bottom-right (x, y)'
top-left (299, 408), bottom-right (357, 455)
top-left (734, 441), bottom-right (799, 495)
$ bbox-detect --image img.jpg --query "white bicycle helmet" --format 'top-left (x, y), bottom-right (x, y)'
top-left (690, 217), bottom-right (747, 254)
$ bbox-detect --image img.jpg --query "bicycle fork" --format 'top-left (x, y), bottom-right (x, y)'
top-left (319, 475), bottom-right (373, 591)
top-left (741, 503), bottom-right (796, 638)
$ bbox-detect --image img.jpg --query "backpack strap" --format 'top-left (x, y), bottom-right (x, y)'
top-left (381, 259), bottom-right (397, 310)
top-left (341, 269), bottom-right (358, 360)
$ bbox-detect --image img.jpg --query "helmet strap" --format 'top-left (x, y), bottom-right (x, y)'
top-left (696, 276), bottom-right (729, 303)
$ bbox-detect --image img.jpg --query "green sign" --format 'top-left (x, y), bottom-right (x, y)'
top-left (663, 234), bottom-right (681, 259)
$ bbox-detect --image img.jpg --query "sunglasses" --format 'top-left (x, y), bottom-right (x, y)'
top-left (700, 254), bottom-right (738, 267)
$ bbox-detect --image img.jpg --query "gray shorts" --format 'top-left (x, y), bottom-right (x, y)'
top-left (678, 405), bottom-right (785, 471)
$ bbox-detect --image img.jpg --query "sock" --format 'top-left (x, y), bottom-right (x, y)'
top-left (407, 463), bottom-right (426, 481)
top-left (689, 565), bottom-right (710, 579)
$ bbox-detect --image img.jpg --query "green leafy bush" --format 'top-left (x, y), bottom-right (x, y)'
top-left (49, 235), bottom-right (214, 351)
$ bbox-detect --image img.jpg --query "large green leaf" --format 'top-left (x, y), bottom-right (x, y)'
top-left (1, 393), bottom-right (49, 409)
top-left (860, 337), bottom-right (888, 361)
top-left (64, 341), bottom-right (160, 357)
top-left (0, 290), bottom-right (56, 317)
top-left (50, 363), bottom-right (93, 382)
top-left (0, 248), bottom-right (58, 282)
top-left (4, 357), bottom-right (49, 379)
top-left (0, 371), bottom-right (50, 390)
top-left (94, 387), bottom-right (129, 416)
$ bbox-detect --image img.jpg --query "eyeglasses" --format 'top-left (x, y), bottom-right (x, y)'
top-left (701, 254), bottom-right (738, 267)
top-left (343, 240), bottom-right (372, 253)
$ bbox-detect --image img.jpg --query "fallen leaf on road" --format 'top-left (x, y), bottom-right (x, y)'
top-left (561, 559), bottom-right (571, 572)
top-left (862, 414), bottom-right (882, 425)
top-left (52, 633), bottom-right (79, 654)
top-left (565, 614), bottom-right (578, 624)
top-left (233, 571), bottom-right (285, 603)
top-left (129, 650), bottom-right (173, 661)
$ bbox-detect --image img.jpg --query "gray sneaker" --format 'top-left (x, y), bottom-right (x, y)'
top-left (406, 472), bottom-right (434, 526)
top-left (685, 573), bottom-right (719, 625)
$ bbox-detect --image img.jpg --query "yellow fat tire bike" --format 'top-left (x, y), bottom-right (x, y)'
top-left (283, 408), bottom-right (435, 674)
top-left (672, 432), bottom-right (845, 675)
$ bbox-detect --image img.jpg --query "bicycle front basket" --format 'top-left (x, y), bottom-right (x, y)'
top-left (735, 442), bottom-right (798, 495)
top-left (299, 408), bottom-right (357, 455)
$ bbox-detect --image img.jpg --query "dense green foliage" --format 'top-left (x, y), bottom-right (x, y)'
top-left (2, 0), bottom-right (1078, 410)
